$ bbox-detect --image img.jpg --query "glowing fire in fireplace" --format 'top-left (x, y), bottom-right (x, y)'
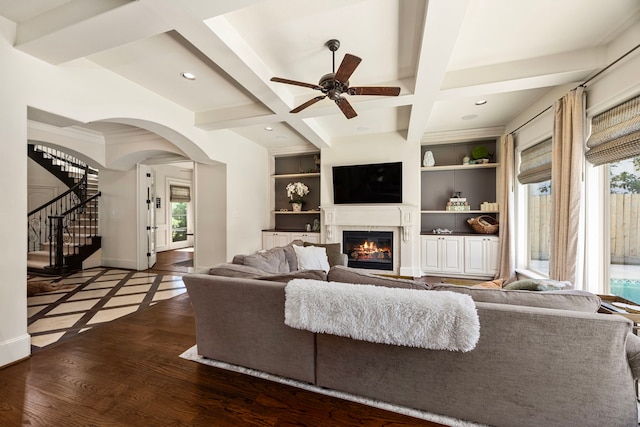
top-left (348, 240), bottom-right (392, 260)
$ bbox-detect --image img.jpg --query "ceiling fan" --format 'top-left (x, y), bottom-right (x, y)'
top-left (270, 39), bottom-right (401, 119)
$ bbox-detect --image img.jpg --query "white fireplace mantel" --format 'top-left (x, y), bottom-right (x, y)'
top-left (321, 204), bottom-right (421, 276)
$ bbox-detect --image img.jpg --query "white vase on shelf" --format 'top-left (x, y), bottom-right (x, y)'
top-left (291, 202), bottom-right (302, 212)
top-left (423, 151), bottom-right (435, 167)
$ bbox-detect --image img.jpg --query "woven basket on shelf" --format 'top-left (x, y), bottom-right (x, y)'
top-left (467, 215), bottom-right (499, 234)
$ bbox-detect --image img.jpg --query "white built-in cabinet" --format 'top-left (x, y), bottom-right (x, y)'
top-left (464, 235), bottom-right (499, 277)
top-left (262, 231), bottom-right (320, 250)
top-left (420, 235), bottom-right (465, 275)
top-left (420, 234), bottom-right (498, 278)
top-left (261, 231), bottom-right (291, 250)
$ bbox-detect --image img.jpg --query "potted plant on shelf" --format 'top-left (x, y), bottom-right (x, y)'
top-left (470, 145), bottom-right (492, 164)
top-left (286, 182), bottom-right (309, 212)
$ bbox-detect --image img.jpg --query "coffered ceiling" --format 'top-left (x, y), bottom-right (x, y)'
top-left (1, 0), bottom-right (639, 154)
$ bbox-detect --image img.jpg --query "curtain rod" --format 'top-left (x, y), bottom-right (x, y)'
top-left (510, 42), bottom-right (640, 135)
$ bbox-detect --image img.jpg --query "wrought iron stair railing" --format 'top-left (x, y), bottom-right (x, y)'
top-left (27, 171), bottom-right (101, 273)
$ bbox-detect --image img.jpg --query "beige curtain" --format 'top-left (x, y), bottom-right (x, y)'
top-left (549, 87), bottom-right (585, 283)
top-left (496, 133), bottom-right (516, 282)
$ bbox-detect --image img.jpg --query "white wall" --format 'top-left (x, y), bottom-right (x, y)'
top-left (27, 157), bottom-right (66, 211)
top-left (194, 162), bottom-right (227, 268)
top-left (99, 168), bottom-right (139, 269)
top-left (0, 17), bottom-right (30, 366)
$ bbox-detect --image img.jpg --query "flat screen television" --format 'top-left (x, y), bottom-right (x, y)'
top-left (332, 161), bottom-right (402, 204)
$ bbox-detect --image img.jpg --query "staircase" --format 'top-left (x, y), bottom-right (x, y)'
top-left (27, 145), bottom-right (102, 275)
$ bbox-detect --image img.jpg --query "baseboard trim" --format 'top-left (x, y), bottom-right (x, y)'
top-left (101, 258), bottom-right (138, 270)
top-left (0, 333), bottom-right (31, 368)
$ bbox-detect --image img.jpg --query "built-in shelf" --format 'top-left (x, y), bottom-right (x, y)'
top-left (274, 211), bottom-right (321, 215)
top-left (420, 163), bottom-right (499, 172)
top-left (272, 172), bottom-right (320, 179)
top-left (421, 210), bottom-right (499, 214)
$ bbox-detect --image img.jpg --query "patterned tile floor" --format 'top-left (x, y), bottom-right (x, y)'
top-left (27, 267), bottom-right (186, 352)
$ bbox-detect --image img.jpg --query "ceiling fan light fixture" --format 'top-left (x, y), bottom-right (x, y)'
top-left (270, 39), bottom-right (400, 119)
top-left (181, 72), bottom-right (196, 80)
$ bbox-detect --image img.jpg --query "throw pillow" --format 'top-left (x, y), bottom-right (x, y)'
top-left (293, 245), bottom-right (331, 273)
top-left (283, 240), bottom-right (304, 271)
top-left (303, 242), bottom-right (343, 267)
top-left (503, 279), bottom-right (548, 291)
top-left (504, 279), bottom-right (573, 291)
top-left (242, 247), bottom-right (290, 273)
top-left (471, 278), bottom-right (504, 289)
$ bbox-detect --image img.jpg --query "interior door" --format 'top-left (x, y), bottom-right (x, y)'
top-left (145, 168), bottom-right (157, 268)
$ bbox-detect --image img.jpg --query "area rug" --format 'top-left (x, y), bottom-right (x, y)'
top-left (180, 345), bottom-right (487, 427)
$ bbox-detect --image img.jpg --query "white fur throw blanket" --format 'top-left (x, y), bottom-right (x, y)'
top-left (284, 279), bottom-right (480, 352)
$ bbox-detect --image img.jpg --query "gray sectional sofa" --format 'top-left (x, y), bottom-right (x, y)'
top-left (183, 242), bottom-right (640, 427)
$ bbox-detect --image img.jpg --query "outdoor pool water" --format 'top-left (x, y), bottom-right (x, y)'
top-left (610, 279), bottom-right (640, 304)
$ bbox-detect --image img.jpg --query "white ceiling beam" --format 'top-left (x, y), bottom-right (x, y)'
top-left (440, 47), bottom-right (606, 98)
top-left (15, 1), bottom-right (173, 64)
top-left (405, 0), bottom-right (471, 143)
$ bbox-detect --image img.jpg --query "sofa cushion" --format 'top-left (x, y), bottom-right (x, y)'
top-left (208, 263), bottom-right (269, 279)
top-left (293, 245), bottom-right (330, 272)
top-left (303, 242), bottom-right (343, 267)
top-left (255, 269), bottom-right (327, 283)
top-left (327, 265), bottom-right (430, 290)
top-left (431, 284), bottom-right (601, 312)
top-left (243, 247), bottom-right (290, 273)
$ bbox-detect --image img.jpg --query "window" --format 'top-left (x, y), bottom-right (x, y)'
top-left (528, 180), bottom-right (551, 276)
top-left (517, 138), bottom-right (552, 277)
top-left (608, 156), bottom-right (640, 303)
top-left (171, 201), bottom-right (188, 243)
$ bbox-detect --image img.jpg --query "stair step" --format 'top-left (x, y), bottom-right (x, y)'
top-left (67, 225), bottom-right (98, 231)
top-left (27, 251), bottom-right (52, 269)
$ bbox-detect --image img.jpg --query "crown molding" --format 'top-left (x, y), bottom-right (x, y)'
top-left (421, 126), bottom-right (505, 145)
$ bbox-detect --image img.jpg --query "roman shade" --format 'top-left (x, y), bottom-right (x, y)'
top-left (517, 138), bottom-right (552, 184)
top-left (170, 185), bottom-right (191, 202)
top-left (585, 95), bottom-right (640, 166)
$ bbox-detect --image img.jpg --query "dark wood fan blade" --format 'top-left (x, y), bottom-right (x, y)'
top-left (335, 97), bottom-right (357, 119)
top-left (271, 77), bottom-right (322, 90)
top-left (291, 95), bottom-right (326, 113)
top-left (348, 86), bottom-right (401, 96)
top-left (334, 54), bottom-right (362, 83)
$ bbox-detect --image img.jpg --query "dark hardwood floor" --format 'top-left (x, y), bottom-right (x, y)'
top-left (4, 252), bottom-right (444, 427)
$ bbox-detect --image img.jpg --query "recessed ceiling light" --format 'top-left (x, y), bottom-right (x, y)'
top-left (264, 126), bottom-right (274, 131)
top-left (475, 100), bottom-right (487, 106)
top-left (461, 114), bottom-right (478, 120)
top-left (181, 72), bottom-right (196, 80)
top-left (356, 126), bottom-right (370, 132)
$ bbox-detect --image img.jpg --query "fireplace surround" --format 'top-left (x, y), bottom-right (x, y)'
top-left (343, 231), bottom-right (393, 271)
top-left (321, 205), bottom-right (420, 276)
